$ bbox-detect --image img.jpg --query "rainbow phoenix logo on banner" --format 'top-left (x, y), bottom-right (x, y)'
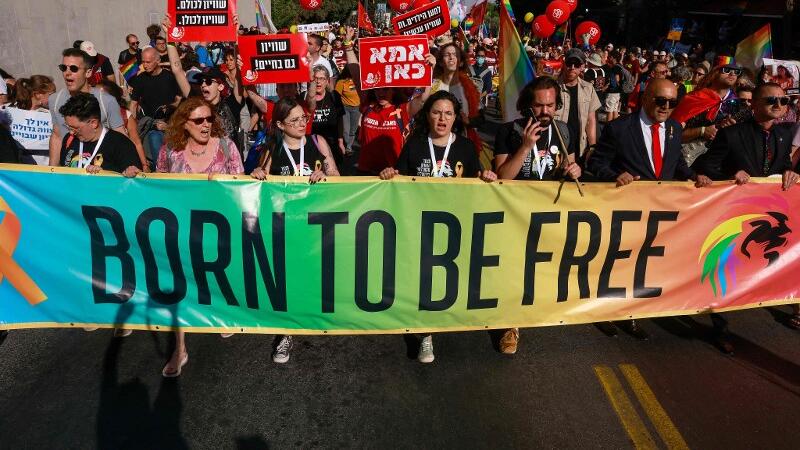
top-left (699, 196), bottom-right (792, 297)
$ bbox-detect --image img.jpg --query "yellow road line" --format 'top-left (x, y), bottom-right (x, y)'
top-left (620, 364), bottom-right (690, 450)
top-left (594, 365), bottom-right (659, 450)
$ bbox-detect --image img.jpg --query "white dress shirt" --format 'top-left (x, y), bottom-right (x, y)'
top-left (639, 109), bottom-right (666, 173)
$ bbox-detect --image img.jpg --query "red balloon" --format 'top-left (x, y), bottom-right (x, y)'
top-left (564, 0), bottom-right (578, 12)
top-left (545, 1), bottom-right (571, 26)
top-left (299, 0), bottom-right (323, 10)
top-left (388, 0), bottom-right (414, 12)
top-left (575, 21), bottom-right (602, 46)
top-left (532, 15), bottom-right (556, 38)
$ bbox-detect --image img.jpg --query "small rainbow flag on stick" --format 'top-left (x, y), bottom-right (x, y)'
top-left (498, 0), bottom-right (536, 121)
top-left (735, 23), bottom-right (773, 71)
top-left (119, 58), bottom-right (139, 83)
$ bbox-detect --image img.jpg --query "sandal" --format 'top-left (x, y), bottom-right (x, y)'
top-left (788, 314), bottom-right (800, 330)
top-left (162, 352), bottom-right (189, 378)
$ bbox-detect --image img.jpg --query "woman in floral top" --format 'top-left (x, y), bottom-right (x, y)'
top-left (124, 96), bottom-right (243, 377)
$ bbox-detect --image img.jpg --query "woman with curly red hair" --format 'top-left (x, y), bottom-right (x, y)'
top-left (123, 96), bottom-right (243, 377)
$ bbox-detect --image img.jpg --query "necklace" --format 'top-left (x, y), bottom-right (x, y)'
top-left (189, 141), bottom-right (209, 156)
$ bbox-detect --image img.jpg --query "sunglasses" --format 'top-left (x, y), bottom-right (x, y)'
top-left (130, 41), bottom-right (139, 46)
top-left (721, 67), bottom-right (742, 76)
top-left (694, 71), bottom-right (706, 76)
top-left (564, 60), bottom-right (583, 69)
top-left (188, 116), bottom-right (214, 125)
top-left (200, 78), bottom-right (219, 86)
top-left (762, 96), bottom-right (790, 106)
top-left (653, 97), bottom-right (679, 109)
top-left (58, 64), bottom-right (81, 73)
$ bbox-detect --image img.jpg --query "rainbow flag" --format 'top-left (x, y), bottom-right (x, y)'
top-left (735, 23), bottom-right (773, 71)
top-left (498, 0), bottom-right (535, 121)
top-left (119, 58), bottom-right (139, 83)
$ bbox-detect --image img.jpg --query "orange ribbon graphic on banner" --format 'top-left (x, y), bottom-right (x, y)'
top-left (0, 196), bottom-right (46, 305)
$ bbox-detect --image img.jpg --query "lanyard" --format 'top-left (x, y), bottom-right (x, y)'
top-left (78, 128), bottom-right (108, 169)
top-left (283, 136), bottom-right (305, 176)
top-left (428, 133), bottom-right (455, 177)
top-left (531, 124), bottom-right (552, 179)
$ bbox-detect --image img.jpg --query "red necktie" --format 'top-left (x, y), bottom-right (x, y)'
top-left (651, 123), bottom-right (662, 179)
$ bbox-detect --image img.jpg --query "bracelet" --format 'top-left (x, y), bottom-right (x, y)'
top-left (700, 126), bottom-right (706, 136)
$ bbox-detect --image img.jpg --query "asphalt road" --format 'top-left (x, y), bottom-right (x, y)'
top-left (2, 306), bottom-right (800, 449)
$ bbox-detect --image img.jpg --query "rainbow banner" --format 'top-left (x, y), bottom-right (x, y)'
top-left (1, 165), bottom-right (799, 334)
top-left (498, 0), bottom-right (536, 121)
top-left (735, 23), bottom-right (773, 71)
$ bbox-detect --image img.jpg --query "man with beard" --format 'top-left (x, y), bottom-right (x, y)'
top-left (588, 79), bottom-right (712, 340)
top-left (493, 77), bottom-right (581, 354)
top-left (48, 48), bottom-right (127, 166)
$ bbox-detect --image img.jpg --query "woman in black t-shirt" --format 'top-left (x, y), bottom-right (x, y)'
top-left (250, 96), bottom-right (339, 364)
top-left (380, 90), bottom-right (496, 181)
top-left (251, 97), bottom-right (340, 181)
top-left (379, 90), bottom-right (496, 364)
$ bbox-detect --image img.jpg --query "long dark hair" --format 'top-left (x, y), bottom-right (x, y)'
top-left (433, 43), bottom-right (468, 78)
top-left (411, 90), bottom-right (464, 137)
top-left (258, 96), bottom-right (307, 168)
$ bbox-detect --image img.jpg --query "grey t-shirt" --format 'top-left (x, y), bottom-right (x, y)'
top-left (48, 88), bottom-right (124, 137)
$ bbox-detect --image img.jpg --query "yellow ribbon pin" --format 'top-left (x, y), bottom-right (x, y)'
top-left (0, 196), bottom-right (47, 305)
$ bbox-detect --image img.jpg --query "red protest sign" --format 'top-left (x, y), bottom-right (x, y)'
top-left (358, 35), bottom-right (432, 90)
top-left (238, 34), bottom-right (311, 85)
top-left (391, 0), bottom-right (450, 38)
top-left (167, 0), bottom-right (238, 43)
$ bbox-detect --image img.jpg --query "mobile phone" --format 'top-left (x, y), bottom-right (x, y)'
top-left (521, 107), bottom-right (535, 118)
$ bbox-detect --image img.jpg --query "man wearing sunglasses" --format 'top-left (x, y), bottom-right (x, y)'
top-left (692, 82), bottom-right (798, 354)
top-left (588, 78), bottom-right (712, 339)
top-left (697, 83), bottom-right (798, 188)
top-left (554, 48), bottom-right (601, 159)
top-left (672, 63), bottom-right (743, 165)
top-left (48, 48), bottom-right (126, 168)
top-left (117, 34), bottom-right (142, 67)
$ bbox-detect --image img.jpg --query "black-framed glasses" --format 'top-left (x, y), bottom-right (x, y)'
top-left (721, 67), bottom-right (742, 76)
top-left (188, 116), bottom-right (214, 125)
top-left (58, 64), bottom-right (81, 73)
top-left (200, 78), bottom-right (219, 86)
top-left (762, 96), bottom-right (790, 106)
top-left (653, 97), bottom-right (679, 109)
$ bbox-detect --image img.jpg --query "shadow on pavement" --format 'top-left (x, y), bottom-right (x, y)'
top-left (96, 302), bottom-right (188, 449)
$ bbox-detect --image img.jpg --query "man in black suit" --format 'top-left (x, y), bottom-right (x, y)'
top-left (694, 82), bottom-right (799, 354)
top-left (697, 82), bottom-right (799, 189)
top-left (590, 78), bottom-right (712, 187)
top-left (588, 79), bottom-right (712, 340)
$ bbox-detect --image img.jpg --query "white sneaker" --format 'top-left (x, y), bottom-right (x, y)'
top-left (272, 335), bottom-right (293, 363)
top-left (417, 335), bottom-right (435, 363)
